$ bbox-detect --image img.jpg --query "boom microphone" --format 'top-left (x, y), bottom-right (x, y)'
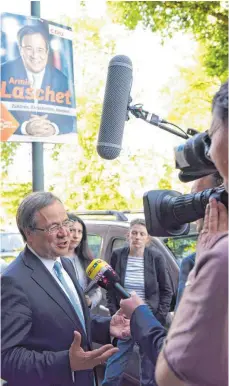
top-left (86, 259), bottom-right (130, 299)
top-left (97, 55), bottom-right (133, 160)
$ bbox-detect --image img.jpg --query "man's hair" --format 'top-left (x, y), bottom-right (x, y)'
top-left (16, 192), bottom-right (62, 242)
top-left (130, 218), bottom-right (147, 229)
top-left (17, 22), bottom-right (50, 50)
top-left (212, 80), bottom-right (228, 124)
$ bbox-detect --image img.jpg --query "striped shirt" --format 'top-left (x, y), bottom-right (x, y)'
top-left (124, 256), bottom-right (145, 301)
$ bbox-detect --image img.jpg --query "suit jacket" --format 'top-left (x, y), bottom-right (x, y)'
top-left (1, 246), bottom-right (111, 386)
top-left (106, 246), bottom-right (173, 325)
top-left (1, 57), bottom-right (75, 134)
top-left (131, 305), bottom-right (166, 364)
top-left (1, 56), bottom-right (70, 98)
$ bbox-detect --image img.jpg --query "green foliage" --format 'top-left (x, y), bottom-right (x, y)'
top-left (161, 47), bottom-right (221, 131)
top-left (157, 164), bottom-right (173, 190)
top-left (164, 236), bottom-right (197, 262)
top-left (1, 182), bottom-right (32, 218)
top-left (0, 142), bottom-right (21, 176)
top-left (108, 1), bottom-right (228, 79)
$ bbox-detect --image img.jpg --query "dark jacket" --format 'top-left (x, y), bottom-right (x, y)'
top-left (106, 246), bottom-right (173, 325)
top-left (1, 247), bottom-right (111, 386)
top-left (175, 253), bottom-right (196, 309)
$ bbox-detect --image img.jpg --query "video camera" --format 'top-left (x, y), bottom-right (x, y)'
top-left (143, 131), bottom-right (228, 237)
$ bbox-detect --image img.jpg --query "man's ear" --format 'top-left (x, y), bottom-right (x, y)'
top-left (25, 228), bottom-right (32, 242)
top-left (126, 231), bottom-right (130, 242)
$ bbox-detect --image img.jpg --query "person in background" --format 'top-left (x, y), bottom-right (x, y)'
top-left (175, 171), bottom-right (223, 308)
top-left (66, 213), bottom-right (102, 309)
top-left (102, 218), bottom-right (172, 386)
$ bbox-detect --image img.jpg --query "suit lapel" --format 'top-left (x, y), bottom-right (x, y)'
top-left (22, 248), bottom-right (87, 337)
top-left (119, 247), bottom-right (129, 286)
top-left (144, 248), bottom-right (155, 297)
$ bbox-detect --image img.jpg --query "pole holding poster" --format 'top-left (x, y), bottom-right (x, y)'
top-left (31, 0), bottom-right (44, 192)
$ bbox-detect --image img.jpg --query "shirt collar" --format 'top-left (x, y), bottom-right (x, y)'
top-left (27, 244), bottom-right (62, 272)
top-left (26, 68), bottom-right (45, 86)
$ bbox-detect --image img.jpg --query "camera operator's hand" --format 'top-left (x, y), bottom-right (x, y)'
top-left (197, 198), bottom-right (228, 258)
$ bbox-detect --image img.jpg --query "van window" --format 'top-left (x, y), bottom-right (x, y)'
top-left (112, 238), bottom-right (127, 251)
top-left (87, 234), bottom-right (102, 258)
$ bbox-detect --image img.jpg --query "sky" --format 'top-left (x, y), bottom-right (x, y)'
top-left (1, 1), bottom-right (198, 189)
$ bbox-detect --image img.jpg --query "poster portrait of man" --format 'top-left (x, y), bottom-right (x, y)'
top-left (1, 13), bottom-right (77, 143)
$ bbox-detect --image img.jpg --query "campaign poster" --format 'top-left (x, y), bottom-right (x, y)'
top-left (0, 13), bottom-right (77, 143)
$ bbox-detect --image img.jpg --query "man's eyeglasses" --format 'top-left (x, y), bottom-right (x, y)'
top-left (21, 45), bottom-right (47, 56)
top-left (31, 220), bottom-right (74, 234)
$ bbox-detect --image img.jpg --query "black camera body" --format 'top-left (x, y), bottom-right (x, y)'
top-left (144, 132), bottom-right (228, 237)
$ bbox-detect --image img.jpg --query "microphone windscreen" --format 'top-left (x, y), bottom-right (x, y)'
top-left (97, 55), bottom-right (133, 160)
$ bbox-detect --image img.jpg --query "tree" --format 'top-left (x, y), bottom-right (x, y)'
top-left (160, 46), bottom-right (221, 131)
top-left (45, 15), bottom-right (133, 210)
top-left (1, 182), bottom-right (32, 218)
top-left (0, 142), bottom-right (20, 177)
top-left (108, 1), bottom-right (228, 80)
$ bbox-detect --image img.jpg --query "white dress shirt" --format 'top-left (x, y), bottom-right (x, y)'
top-left (27, 245), bottom-right (85, 321)
top-left (26, 69), bottom-right (45, 90)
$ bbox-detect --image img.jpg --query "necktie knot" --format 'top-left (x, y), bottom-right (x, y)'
top-left (53, 261), bottom-right (62, 277)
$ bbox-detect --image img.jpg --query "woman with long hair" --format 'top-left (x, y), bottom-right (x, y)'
top-left (66, 213), bottom-right (102, 309)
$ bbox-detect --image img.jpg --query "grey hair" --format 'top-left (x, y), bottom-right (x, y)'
top-left (16, 192), bottom-right (62, 242)
top-left (130, 218), bottom-right (147, 229)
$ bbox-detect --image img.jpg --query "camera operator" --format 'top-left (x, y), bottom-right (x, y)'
top-left (175, 172), bottom-right (223, 309)
top-left (120, 80), bottom-right (228, 386)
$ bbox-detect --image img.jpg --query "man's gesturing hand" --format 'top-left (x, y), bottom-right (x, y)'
top-left (110, 309), bottom-right (130, 339)
top-left (69, 331), bottom-right (118, 371)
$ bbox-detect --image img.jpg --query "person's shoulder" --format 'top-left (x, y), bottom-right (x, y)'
top-left (113, 246), bottom-right (128, 254)
top-left (181, 253), bottom-right (196, 266)
top-left (1, 251), bottom-right (26, 289)
top-left (196, 233), bottom-right (228, 277)
top-left (61, 256), bottom-right (74, 267)
top-left (146, 245), bottom-right (163, 260)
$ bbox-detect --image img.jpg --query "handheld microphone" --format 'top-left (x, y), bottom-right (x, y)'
top-left (86, 259), bottom-right (130, 299)
top-left (97, 55), bottom-right (133, 160)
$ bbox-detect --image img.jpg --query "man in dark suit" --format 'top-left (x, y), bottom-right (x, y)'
top-left (1, 192), bottom-right (130, 386)
top-left (1, 22), bottom-right (75, 135)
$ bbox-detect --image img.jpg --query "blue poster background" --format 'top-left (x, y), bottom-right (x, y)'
top-left (1, 12), bottom-right (77, 143)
